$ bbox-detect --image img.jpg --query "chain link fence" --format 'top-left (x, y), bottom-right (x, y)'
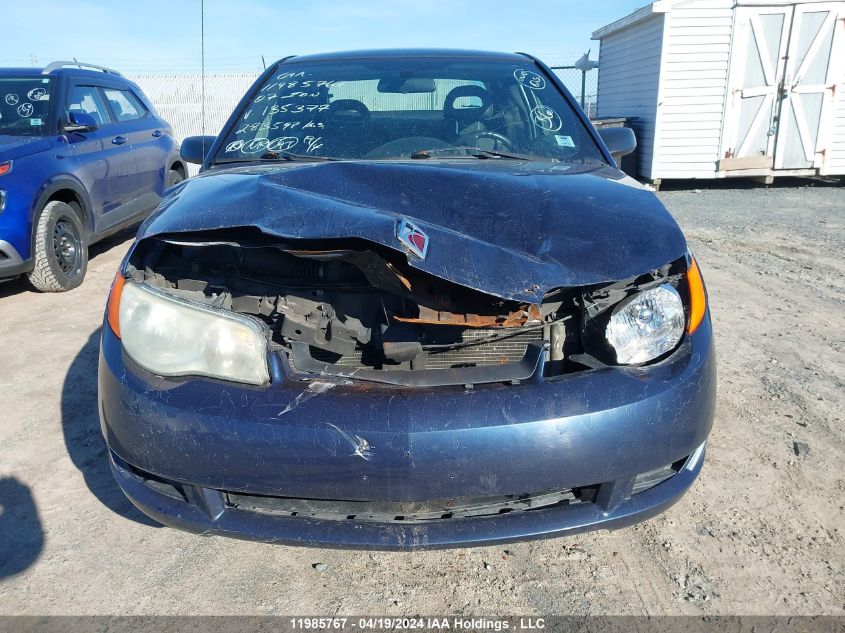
top-left (549, 66), bottom-right (598, 118)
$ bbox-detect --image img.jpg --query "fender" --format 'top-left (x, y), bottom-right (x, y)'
top-left (30, 175), bottom-right (95, 255)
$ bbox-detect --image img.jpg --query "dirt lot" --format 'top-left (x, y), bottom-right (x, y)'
top-left (0, 181), bottom-right (842, 615)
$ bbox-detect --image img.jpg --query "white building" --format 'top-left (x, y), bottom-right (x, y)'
top-left (592, 0), bottom-right (845, 185)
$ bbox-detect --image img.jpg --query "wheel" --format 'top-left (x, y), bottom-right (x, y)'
top-left (26, 200), bottom-right (88, 292)
top-left (165, 169), bottom-right (184, 189)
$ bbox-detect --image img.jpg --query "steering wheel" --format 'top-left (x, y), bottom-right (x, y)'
top-left (365, 136), bottom-right (454, 159)
top-left (459, 131), bottom-right (515, 151)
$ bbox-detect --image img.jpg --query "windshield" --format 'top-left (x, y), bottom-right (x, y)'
top-left (0, 77), bottom-right (52, 136)
top-left (215, 58), bottom-right (606, 164)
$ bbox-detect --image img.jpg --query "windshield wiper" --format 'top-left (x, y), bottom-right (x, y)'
top-left (410, 146), bottom-right (533, 160)
top-left (214, 151), bottom-right (339, 165)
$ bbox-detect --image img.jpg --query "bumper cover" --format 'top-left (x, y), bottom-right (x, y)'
top-left (99, 315), bottom-right (716, 547)
top-left (110, 443), bottom-right (705, 549)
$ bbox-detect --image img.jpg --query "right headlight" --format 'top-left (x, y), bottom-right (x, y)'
top-left (605, 283), bottom-right (685, 365)
top-left (114, 281), bottom-right (270, 385)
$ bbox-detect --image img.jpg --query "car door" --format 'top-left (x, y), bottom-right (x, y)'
top-left (102, 85), bottom-right (167, 205)
top-left (89, 81), bottom-right (142, 223)
top-left (66, 81), bottom-right (141, 228)
top-left (62, 83), bottom-right (122, 220)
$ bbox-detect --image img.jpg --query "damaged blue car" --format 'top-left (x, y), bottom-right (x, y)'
top-left (98, 49), bottom-right (715, 549)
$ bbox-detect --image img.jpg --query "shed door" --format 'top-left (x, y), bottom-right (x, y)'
top-left (774, 3), bottom-right (841, 169)
top-left (720, 6), bottom-right (792, 171)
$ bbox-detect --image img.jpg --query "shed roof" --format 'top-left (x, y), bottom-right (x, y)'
top-left (592, 0), bottom-right (837, 39)
top-left (591, 2), bottom-right (669, 40)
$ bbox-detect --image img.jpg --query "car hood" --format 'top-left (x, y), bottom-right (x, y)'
top-left (139, 160), bottom-right (687, 303)
top-left (0, 135), bottom-right (52, 161)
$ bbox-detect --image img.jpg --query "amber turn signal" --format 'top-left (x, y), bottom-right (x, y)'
top-left (686, 257), bottom-right (707, 334)
top-left (107, 274), bottom-right (126, 338)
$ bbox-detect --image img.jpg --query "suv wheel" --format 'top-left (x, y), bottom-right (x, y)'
top-left (166, 169), bottom-right (184, 189)
top-left (27, 200), bottom-right (88, 292)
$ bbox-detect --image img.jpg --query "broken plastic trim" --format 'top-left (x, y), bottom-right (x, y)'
top-left (578, 258), bottom-right (688, 367)
top-left (288, 341), bottom-right (547, 387)
top-left (225, 488), bottom-right (580, 522)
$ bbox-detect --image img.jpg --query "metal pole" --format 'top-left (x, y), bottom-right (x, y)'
top-left (580, 70), bottom-right (587, 110)
top-left (201, 0), bottom-right (206, 159)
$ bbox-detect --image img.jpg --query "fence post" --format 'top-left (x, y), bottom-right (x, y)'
top-left (580, 70), bottom-right (587, 111)
top-left (549, 61), bottom-right (595, 113)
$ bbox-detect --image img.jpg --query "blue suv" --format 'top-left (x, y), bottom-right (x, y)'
top-left (0, 61), bottom-right (184, 291)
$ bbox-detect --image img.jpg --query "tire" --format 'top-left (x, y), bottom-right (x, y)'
top-left (26, 200), bottom-right (88, 292)
top-left (165, 169), bottom-right (184, 189)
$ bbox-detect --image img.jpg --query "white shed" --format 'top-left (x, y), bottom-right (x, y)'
top-left (592, 0), bottom-right (845, 185)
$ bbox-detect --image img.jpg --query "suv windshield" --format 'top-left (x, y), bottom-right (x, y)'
top-left (215, 57), bottom-right (606, 164)
top-left (0, 77), bottom-right (52, 136)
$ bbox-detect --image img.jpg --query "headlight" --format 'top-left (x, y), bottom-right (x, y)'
top-left (605, 284), bottom-right (684, 364)
top-left (117, 281), bottom-right (270, 385)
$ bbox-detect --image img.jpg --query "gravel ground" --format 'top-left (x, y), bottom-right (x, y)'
top-left (0, 180), bottom-right (842, 615)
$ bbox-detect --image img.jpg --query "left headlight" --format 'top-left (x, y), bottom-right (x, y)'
top-left (115, 281), bottom-right (270, 385)
top-left (605, 283), bottom-right (685, 365)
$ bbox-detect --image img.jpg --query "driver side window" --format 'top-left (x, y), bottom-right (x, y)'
top-left (67, 85), bottom-right (112, 126)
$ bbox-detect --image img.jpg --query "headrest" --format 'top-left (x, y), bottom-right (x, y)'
top-left (326, 99), bottom-right (370, 124)
top-left (443, 85), bottom-right (491, 124)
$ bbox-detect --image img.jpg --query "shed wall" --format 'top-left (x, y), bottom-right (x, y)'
top-left (652, 0), bottom-right (734, 179)
top-left (824, 15), bottom-right (845, 175)
top-left (595, 14), bottom-right (665, 179)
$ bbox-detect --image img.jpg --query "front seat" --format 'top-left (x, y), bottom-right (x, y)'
top-left (321, 99), bottom-right (371, 157)
top-left (108, 98), bottom-right (127, 121)
top-left (442, 85), bottom-right (494, 148)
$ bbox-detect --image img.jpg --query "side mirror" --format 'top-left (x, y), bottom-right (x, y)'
top-left (63, 111), bottom-right (98, 133)
top-left (181, 136), bottom-right (216, 165)
top-left (597, 127), bottom-right (636, 159)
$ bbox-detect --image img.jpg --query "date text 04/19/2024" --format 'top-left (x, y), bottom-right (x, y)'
top-left (289, 617), bottom-right (546, 630)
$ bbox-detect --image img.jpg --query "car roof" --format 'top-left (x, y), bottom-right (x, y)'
top-left (1, 67), bottom-right (53, 77)
top-left (281, 49), bottom-right (533, 64)
top-left (0, 63), bottom-right (124, 80)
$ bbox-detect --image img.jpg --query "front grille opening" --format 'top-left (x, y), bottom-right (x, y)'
top-left (309, 327), bottom-right (545, 371)
top-left (224, 487), bottom-right (583, 523)
top-left (0, 249), bottom-right (9, 261)
top-left (130, 238), bottom-right (588, 386)
top-left (125, 457), bottom-right (689, 525)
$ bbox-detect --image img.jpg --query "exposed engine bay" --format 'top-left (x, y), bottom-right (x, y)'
top-left (127, 235), bottom-right (685, 386)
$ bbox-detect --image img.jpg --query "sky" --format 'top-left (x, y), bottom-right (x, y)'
top-left (2, 1), bottom-right (646, 73)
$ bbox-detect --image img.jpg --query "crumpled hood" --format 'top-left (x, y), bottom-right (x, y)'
top-left (139, 160), bottom-right (687, 303)
top-left (0, 135), bottom-right (52, 162)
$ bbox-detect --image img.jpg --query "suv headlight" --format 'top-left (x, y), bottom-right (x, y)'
top-left (115, 281), bottom-right (270, 385)
top-left (605, 284), bottom-right (685, 364)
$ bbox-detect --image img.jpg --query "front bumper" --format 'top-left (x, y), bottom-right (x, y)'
top-left (98, 315), bottom-right (716, 549)
top-left (110, 442), bottom-right (705, 549)
top-left (0, 177), bottom-right (39, 278)
top-left (0, 239), bottom-right (30, 278)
